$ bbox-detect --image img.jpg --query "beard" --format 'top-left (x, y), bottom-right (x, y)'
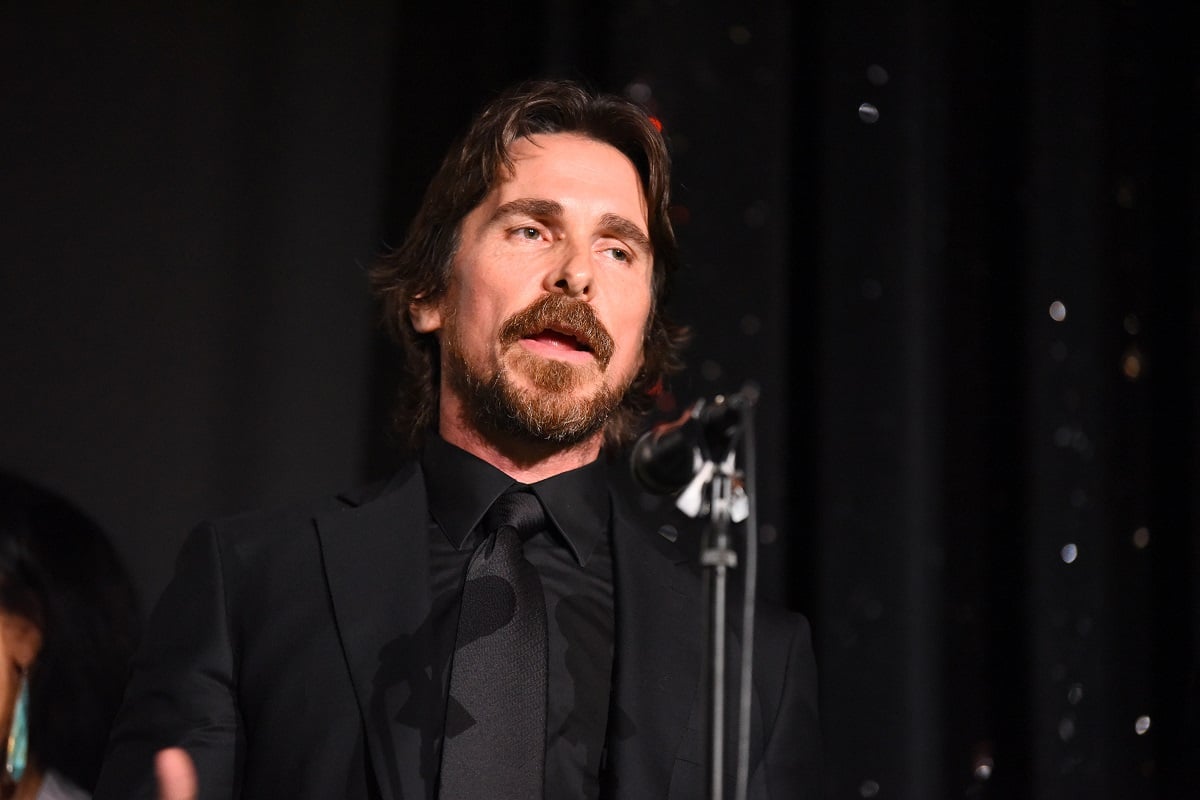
top-left (444, 294), bottom-right (634, 446)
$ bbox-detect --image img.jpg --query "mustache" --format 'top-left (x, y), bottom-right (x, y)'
top-left (499, 294), bottom-right (616, 368)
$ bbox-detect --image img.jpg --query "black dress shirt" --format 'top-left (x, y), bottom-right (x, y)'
top-left (420, 434), bottom-right (615, 798)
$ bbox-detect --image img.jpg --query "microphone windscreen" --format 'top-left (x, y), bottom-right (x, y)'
top-left (630, 425), bottom-right (701, 495)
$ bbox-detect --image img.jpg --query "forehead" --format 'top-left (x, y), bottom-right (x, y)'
top-left (491, 133), bottom-right (649, 222)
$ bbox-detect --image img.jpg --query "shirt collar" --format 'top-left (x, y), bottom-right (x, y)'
top-left (420, 432), bottom-right (610, 566)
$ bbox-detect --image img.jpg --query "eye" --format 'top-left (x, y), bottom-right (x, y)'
top-left (604, 246), bottom-right (630, 262)
top-left (515, 226), bottom-right (543, 240)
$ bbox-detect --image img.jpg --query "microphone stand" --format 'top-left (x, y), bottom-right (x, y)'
top-left (672, 389), bottom-right (758, 800)
top-left (701, 452), bottom-right (738, 800)
top-left (733, 398), bottom-right (758, 800)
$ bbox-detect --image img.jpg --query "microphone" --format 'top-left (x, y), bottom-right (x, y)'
top-left (630, 385), bottom-right (759, 495)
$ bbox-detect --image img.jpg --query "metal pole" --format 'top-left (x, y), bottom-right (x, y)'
top-left (703, 471), bottom-right (737, 800)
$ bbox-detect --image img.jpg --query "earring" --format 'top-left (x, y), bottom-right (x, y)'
top-left (4, 671), bottom-right (28, 785)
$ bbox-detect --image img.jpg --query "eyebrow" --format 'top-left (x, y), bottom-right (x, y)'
top-left (491, 198), bottom-right (564, 223)
top-left (599, 212), bottom-right (652, 253)
top-left (490, 198), bottom-right (652, 253)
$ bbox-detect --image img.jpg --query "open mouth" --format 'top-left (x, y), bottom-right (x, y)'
top-left (522, 326), bottom-right (593, 353)
top-left (500, 294), bottom-right (615, 368)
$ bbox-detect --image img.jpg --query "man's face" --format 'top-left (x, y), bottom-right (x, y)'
top-left (410, 132), bottom-right (654, 445)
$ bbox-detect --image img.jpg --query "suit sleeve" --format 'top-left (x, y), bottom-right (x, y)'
top-left (94, 523), bottom-right (243, 800)
top-left (752, 614), bottom-right (823, 799)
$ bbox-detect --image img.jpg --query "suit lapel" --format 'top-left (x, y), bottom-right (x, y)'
top-left (315, 461), bottom-right (711, 798)
top-left (317, 463), bottom-right (433, 800)
top-left (606, 495), bottom-right (705, 796)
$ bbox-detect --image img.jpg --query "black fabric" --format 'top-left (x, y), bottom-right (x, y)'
top-left (438, 490), bottom-right (548, 798)
top-left (421, 434), bottom-right (615, 797)
top-left (91, 459), bottom-right (821, 800)
top-left (421, 433), bottom-right (608, 564)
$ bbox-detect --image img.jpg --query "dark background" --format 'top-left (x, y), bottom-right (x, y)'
top-left (3, 2), bottom-right (1197, 798)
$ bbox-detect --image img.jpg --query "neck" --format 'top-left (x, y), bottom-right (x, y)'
top-left (437, 399), bottom-right (604, 484)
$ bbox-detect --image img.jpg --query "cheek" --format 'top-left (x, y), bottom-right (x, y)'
top-left (456, 293), bottom-right (503, 341)
top-left (446, 285), bottom-right (516, 359)
top-left (610, 297), bottom-right (653, 369)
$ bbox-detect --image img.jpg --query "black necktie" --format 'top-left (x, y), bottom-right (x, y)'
top-left (439, 489), bottom-right (548, 798)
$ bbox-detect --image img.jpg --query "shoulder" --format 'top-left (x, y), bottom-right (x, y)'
top-left (755, 602), bottom-right (816, 672)
top-left (756, 600), bottom-right (813, 649)
top-left (605, 448), bottom-right (817, 672)
top-left (167, 460), bottom-right (426, 594)
top-left (198, 460), bottom-right (423, 547)
top-left (605, 450), bottom-right (706, 562)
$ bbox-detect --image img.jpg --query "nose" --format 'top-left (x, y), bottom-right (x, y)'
top-left (544, 241), bottom-right (592, 298)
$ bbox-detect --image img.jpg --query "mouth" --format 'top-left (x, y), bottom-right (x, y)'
top-left (500, 294), bottom-right (616, 368)
top-left (522, 326), bottom-right (594, 354)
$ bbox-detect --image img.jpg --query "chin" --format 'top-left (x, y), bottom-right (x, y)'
top-left (449, 343), bottom-right (628, 446)
top-left (504, 348), bottom-right (600, 391)
top-left (485, 371), bottom-right (622, 446)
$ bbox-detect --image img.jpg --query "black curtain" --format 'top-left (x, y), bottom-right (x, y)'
top-left (3, 2), bottom-right (1196, 797)
top-left (2, 4), bottom-right (398, 604)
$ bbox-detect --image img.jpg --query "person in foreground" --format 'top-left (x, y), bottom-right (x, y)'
top-left (95, 79), bottom-right (821, 799)
top-left (0, 472), bottom-right (141, 800)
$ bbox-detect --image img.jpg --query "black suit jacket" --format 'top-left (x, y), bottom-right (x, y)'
top-left (96, 460), bottom-right (821, 799)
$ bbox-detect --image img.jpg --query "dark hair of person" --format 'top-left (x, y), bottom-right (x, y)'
top-left (370, 78), bottom-right (689, 449)
top-left (0, 472), bottom-right (140, 792)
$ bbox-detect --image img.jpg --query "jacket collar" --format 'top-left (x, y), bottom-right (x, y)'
top-left (319, 460), bottom-right (706, 799)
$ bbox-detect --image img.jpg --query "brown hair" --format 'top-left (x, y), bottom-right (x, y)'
top-left (371, 79), bottom-right (688, 449)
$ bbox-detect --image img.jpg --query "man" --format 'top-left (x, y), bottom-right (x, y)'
top-left (96, 80), bottom-right (821, 799)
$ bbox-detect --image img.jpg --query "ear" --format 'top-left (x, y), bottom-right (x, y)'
top-left (408, 296), bottom-right (443, 334)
